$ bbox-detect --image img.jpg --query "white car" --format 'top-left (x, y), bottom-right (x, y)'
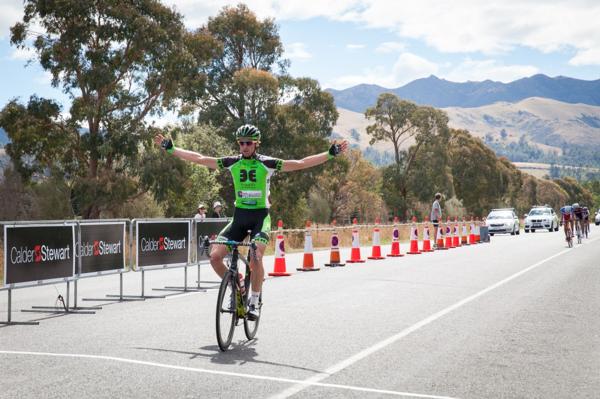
top-left (595, 210), bottom-right (600, 226)
top-left (524, 206), bottom-right (559, 233)
top-left (486, 208), bottom-right (520, 235)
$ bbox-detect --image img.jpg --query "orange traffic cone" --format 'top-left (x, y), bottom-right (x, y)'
top-left (368, 218), bottom-right (385, 260)
top-left (445, 217), bottom-right (454, 248)
top-left (325, 220), bottom-right (346, 267)
top-left (269, 220), bottom-right (291, 276)
top-left (461, 217), bottom-right (469, 245)
top-left (387, 217), bottom-right (404, 257)
top-left (469, 217), bottom-right (477, 245)
top-left (453, 217), bottom-right (461, 247)
top-left (347, 218), bottom-right (366, 263)
top-left (421, 218), bottom-right (433, 252)
top-left (407, 217), bottom-right (421, 255)
top-left (436, 222), bottom-right (448, 250)
top-left (297, 220), bottom-right (320, 272)
top-left (475, 218), bottom-right (481, 242)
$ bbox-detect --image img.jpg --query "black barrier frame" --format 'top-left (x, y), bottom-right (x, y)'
top-left (74, 219), bottom-right (138, 305)
top-left (0, 220), bottom-right (86, 325)
top-left (186, 218), bottom-right (233, 291)
top-left (112, 218), bottom-right (192, 299)
top-left (153, 217), bottom-right (230, 293)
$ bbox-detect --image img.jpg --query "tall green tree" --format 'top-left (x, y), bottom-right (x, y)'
top-left (365, 94), bottom-right (449, 217)
top-left (3, 0), bottom-right (218, 218)
top-left (188, 5), bottom-right (338, 226)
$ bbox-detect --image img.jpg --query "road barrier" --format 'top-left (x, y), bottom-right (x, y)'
top-left (1, 215), bottom-right (493, 326)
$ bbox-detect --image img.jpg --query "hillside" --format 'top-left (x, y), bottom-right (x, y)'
top-left (332, 97), bottom-right (600, 167)
top-left (327, 74), bottom-right (600, 112)
top-left (444, 97), bottom-right (600, 148)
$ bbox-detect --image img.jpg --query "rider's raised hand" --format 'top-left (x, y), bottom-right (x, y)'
top-left (155, 133), bottom-right (174, 154)
top-left (328, 140), bottom-right (349, 158)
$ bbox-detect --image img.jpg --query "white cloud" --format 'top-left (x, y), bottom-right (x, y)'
top-left (0, 1), bottom-right (23, 40)
top-left (346, 44), bottom-right (366, 50)
top-left (285, 42), bottom-right (312, 60)
top-left (569, 47), bottom-right (600, 66)
top-left (375, 41), bottom-right (406, 53)
top-left (326, 52), bottom-right (439, 89)
top-left (8, 47), bottom-right (36, 61)
top-left (444, 59), bottom-right (540, 83)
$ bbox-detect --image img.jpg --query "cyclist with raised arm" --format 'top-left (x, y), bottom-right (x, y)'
top-left (155, 125), bottom-right (348, 320)
top-left (560, 204), bottom-right (573, 242)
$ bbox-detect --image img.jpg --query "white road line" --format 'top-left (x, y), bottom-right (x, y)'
top-left (271, 235), bottom-right (600, 398)
top-left (0, 350), bottom-right (457, 399)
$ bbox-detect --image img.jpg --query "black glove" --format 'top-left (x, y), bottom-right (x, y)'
top-left (161, 138), bottom-right (174, 153)
top-left (328, 143), bottom-right (342, 158)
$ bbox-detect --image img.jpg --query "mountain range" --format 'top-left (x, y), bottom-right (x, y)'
top-left (327, 74), bottom-right (600, 112)
top-left (332, 97), bottom-right (600, 167)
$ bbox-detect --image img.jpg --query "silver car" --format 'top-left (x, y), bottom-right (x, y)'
top-left (595, 210), bottom-right (600, 226)
top-left (485, 208), bottom-right (520, 235)
top-left (524, 206), bottom-right (559, 233)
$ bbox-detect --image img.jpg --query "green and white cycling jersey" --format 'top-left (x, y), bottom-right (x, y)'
top-left (217, 154), bottom-right (283, 209)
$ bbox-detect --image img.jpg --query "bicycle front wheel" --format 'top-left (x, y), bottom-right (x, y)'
top-left (216, 272), bottom-right (236, 351)
top-left (243, 271), bottom-right (261, 340)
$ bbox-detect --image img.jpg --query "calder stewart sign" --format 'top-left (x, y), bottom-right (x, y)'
top-left (4, 224), bottom-right (75, 286)
top-left (135, 221), bottom-right (190, 268)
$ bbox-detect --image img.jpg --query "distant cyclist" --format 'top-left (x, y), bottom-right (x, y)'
top-left (582, 206), bottom-right (590, 237)
top-left (155, 125), bottom-right (348, 320)
top-left (559, 204), bottom-right (573, 241)
top-left (572, 203), bottom-right (584, 238)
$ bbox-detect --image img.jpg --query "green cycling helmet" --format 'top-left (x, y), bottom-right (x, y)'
top-left (235, 124), bottom-right (261, 141)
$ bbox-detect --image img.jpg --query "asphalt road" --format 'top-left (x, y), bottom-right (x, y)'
top-left (1, 226), bottom-right (599, 398)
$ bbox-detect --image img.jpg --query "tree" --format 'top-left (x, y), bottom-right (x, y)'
top-left (365, 94), bottom-right (449, 217)
top-left (187, 5), bottom-right (338, 227)
top-left (4, 0), bottom-right (217, 218)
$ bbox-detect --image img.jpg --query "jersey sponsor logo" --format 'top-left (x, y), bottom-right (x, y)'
top-left (239, 169), bottom-right (257, 182)
top-left (78, 240), bottom-right (122, 257)
top-left (140, 236), bottom-right (187, 252)
top-left (238, 190), bottom-right (262, 198)
top-left (10, 244), bottom-right (71, 264)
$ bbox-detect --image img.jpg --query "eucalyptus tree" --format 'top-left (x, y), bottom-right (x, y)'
top-left (2, 0), bottom-right (218, 218)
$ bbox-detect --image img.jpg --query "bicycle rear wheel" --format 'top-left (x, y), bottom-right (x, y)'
top-left (216, 271), bottom-right (236, 351)
top-left (243, 271), bottom-right (261, 340)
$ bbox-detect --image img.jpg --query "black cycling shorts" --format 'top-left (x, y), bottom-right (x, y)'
top-left (218, 208), bottom-right (271, 245)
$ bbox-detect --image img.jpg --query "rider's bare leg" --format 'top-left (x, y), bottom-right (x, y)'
top-left (250, 242), bottom-right (266, 294)
top-left (209, 244), bottom-right (229, 278)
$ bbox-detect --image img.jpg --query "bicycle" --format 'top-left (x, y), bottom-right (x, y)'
top-left (575, 219), bottom-right (582, 244)
top-left (564, 221), bottom-right (573, 248)
top-left (200, 237), bottom-right (262, 351)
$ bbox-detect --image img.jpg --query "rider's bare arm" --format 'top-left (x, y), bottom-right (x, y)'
top-left (282, 140), bottom-right (349, 172)
top-left (154, 133), bottom-right (218, 169)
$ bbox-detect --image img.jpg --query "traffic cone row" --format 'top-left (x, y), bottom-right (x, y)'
top-left (269, 215), bottom-right (489, 276)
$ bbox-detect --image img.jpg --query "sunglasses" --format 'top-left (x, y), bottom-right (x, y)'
top-left (238, 141), bottom-right (255, 146)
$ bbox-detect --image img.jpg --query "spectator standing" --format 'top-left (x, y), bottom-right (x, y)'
top-left (431, 193), bottom-right (442, 248)
top-left (211, 201), bottom-right (226, 218)
top-left (194, 203), bottom-right (207, 219)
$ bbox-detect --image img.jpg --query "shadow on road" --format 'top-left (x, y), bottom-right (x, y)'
top-left (136, 343), bottom-right (323, 373)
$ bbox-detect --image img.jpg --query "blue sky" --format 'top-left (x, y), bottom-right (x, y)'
top-left (2, 0), bottom-right (600, 112)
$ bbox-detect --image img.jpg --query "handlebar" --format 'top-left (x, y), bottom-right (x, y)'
top-left (198, 236), bottom-right (258, 259)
